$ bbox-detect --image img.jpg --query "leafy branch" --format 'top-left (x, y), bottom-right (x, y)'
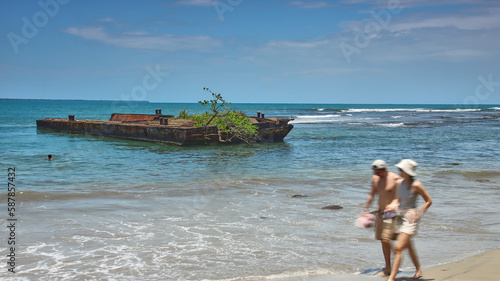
top-left (197, 88), bottom-right (258, 143)
top-left (199, 87), bottom-right (231, 126)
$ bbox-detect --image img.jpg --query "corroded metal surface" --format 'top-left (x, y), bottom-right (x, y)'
top-left (36, 110), bottom-right (293, 145)
top-left (109, 113), bottom-right (174, 122)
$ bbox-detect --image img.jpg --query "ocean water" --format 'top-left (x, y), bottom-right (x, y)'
top-left (1, 101), bottom-right (500, 280)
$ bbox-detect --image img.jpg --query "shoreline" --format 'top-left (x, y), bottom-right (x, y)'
top-left (419, 247), bottom-right (500, 281)
top-left (275, 248), bottom-right (500, 281)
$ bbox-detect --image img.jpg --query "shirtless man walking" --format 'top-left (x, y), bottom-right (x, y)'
top-left (363, 160), bottom-right (400, 276)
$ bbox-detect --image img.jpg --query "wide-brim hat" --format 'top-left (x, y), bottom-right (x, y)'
top-left (396, 159), bottom-right (418, 177)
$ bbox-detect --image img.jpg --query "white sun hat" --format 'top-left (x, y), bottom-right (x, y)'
top-left (395, 159), bottom-right (418, 177)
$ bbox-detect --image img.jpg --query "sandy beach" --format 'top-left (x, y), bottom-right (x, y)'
top-left (421, 248), bottom-right (500, 281)
top-left (277, 248), bottom-right (500, 281)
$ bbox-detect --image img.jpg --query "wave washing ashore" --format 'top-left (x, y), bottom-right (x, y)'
top-left (1, 101), bottom-right (500, 280)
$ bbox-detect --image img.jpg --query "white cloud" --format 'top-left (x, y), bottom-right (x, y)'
top-left (298, 67), bottom-right (367, 74)
top-left (239, 37), bottom-right (371, 76)
top-left (64, 26), bottom-right (222, 52)
top-left (339, 0), bottom-right (495, 9)
top-left (175, 0), bottom-right (214, 7)
top-left (289, 1), bottom-right (331, 9)
top-left (97, 17), bottom-right (116, 23)
top-left (389, 11), bottom-right (500, 32)
top-left (338, 2), bottom-right (500, 33)
top-left (266, 39), bottom-right (330, 49)
top-left (333, 2), bottom-right (500, 63)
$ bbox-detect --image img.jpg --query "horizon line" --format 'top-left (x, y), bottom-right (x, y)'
top-left (1, 98), bottom-right (499, 106)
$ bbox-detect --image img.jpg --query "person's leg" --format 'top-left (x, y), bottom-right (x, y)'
top-left (388, 233), bottom-right (411, 281)
top-left (375, 214), bottom-right (391, 275)
top-left (381, 239), bottom-right (392, 275)
top-left (379, 216), bottom-right (397, 275)
top-left (408, 241), bottom-right (422, 278)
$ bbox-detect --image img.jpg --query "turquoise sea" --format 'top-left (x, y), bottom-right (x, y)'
top-left (1, 100), bottom-right (500, 280)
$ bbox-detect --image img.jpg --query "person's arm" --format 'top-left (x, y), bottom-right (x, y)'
top-left (385, 173), bottom-right (401, 192)
top-left (363, 178), bottom-right (376, 212)
top-left (414, 180), bottom-right (432, 214)
top-left (385, 199), bottom-right (399, 212)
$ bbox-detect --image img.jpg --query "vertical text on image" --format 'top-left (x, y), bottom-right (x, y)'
top-left (6, 167), bottom-right (17, 273)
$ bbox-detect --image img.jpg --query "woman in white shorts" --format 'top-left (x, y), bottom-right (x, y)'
top-left (387, 159), bottom-right (433, 281)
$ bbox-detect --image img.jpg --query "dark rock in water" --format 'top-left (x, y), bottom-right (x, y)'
top-left (289, 194), bottom-right (309, 198)
top-left (476, 179), bottom-right (490, 183)
top-left (321, 205), bottom-right (343, 210)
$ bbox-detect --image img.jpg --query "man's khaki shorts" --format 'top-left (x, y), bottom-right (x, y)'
top-left (375, 213), bottom-right (396, 240)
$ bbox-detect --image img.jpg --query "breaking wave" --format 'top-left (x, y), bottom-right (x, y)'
top-left (341, 108), bottom-right (482, 113)
top-left (290, 114), bottom-right (342, 124)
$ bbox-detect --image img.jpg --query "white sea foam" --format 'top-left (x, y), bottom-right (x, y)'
top-left (342, 108), bottom-right (418, 113)
top-left (426, 108), bottom-right (481, 112)
top-left (295, 114), bottom-right (341, 119)
top-left (342, 108), bottom-right (481, 113)
top-left (374, 122), bottom-right (405, 127)
top-left (25, 242), bottom-right (54, 254)
top-left (201, 267), bottom-right (338, 281)
top-left (290, 115), bottom-right (378, 124)
top-left (290, 114), bottom-right (341, 124)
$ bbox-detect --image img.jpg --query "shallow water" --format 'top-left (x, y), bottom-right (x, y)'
top-left (1, 101), bottom-right (500, 280)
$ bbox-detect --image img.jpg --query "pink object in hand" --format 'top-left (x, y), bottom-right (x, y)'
top-left (356, 213), bottom-right (376, 228)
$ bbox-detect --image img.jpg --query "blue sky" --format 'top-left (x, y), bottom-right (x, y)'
top-left (1, 0), bottom-right (500, 104)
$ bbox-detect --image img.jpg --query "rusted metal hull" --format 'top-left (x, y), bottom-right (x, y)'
top-left (36, 112), bottom-right (293, 146)
top-left (36, 118), bottom-right (221, 145)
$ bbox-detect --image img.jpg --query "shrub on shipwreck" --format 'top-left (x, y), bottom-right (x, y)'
top-left (177, 88), bottom-right (258, 143)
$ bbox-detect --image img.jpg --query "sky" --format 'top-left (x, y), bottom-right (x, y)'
top-left (1, 0), bottom-right (500, 104)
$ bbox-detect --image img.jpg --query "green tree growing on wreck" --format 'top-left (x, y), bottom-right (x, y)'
top-left (194, 88), bottom-right (258, 143)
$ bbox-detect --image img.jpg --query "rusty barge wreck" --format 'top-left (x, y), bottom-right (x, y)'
top-left (36, 110), bottom-right (294, 146)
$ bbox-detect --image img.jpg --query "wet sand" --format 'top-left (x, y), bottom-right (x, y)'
top-left (277, 248), bottom-right (500, 281)
top-left (420, 248), bottom-right (500, 281)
